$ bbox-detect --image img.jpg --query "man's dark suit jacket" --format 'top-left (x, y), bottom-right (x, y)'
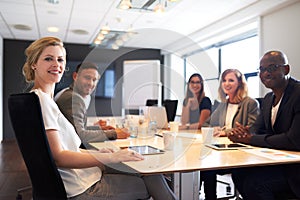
top-left (250, 77), bottom-right (300, 197)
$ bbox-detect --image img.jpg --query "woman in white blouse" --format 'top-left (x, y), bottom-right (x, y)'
top-left (22, 36), bottom-right (177, 200)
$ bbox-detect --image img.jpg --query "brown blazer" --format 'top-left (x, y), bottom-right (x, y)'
top-left (55, 85), bottom-right (117, 145)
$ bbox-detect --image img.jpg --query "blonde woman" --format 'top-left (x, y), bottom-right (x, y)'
top-left (201, 68), bottom-right (259, 200)
top-left (22, 36), bottom-right (178, 200)
top-left (210, 68), bottom-right (259, 136)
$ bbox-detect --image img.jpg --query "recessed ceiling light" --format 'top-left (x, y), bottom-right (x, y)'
top-left (47, 26), bottom-right (59, 32)
top-left (101, 25), bottom-right (110, 35)
top-left (111, 44), bottom-right (119, 50)
top-left (97, 33), bottom-right (105, 40)
top-left (13, 24), bottom-right (32, 31)
top-left (71, 29), bottom-right (89, 35)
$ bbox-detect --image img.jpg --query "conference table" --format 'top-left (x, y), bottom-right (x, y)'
top-left (90, 130), bottom-right (300, 200)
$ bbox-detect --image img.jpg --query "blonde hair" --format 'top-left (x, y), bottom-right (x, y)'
top-left (218, 69), bottom-right (248, 103)
top-left (22, 37), bottom-right (66, 82)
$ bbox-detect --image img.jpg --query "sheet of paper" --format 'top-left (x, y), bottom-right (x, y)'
top-left (241, 148), bottom-right (300, 161)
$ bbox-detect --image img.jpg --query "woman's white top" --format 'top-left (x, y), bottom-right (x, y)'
top-left (32, 89), bottom-right (101, 198)
top-left (225, 103), bottom-right (239, 128)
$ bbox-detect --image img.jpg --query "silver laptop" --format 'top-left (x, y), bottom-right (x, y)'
top-left (141, 106), bottom-right (168, 129)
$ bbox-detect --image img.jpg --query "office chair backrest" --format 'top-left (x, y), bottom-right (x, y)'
top-left (255, 97), bottom-right (264, 110)
top-left (8, 93), bottom-right (67, 200)
top-left (163, 100), bottom-right (178, 122)
top-left (146, 99), bottom-right (158, 106)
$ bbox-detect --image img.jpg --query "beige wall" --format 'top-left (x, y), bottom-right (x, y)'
top-left (260, 1), bottom-right (300, 96)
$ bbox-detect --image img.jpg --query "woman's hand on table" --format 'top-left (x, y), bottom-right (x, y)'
top-left (213, 126), bottom-right (233, 137)
top-left (187, 97), bottom-right (199, 110)
top-left (213, 127), bottom-right (225, 137)
top-left (98, 148), bottom-right (114, 153)
top-left (110, 149), bottom-right (144, 163)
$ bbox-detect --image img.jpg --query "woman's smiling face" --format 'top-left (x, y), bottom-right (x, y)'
top-left (189, 76), bottom-right (202, 94)
top-left (33, 45), bottom-right (66, 84)
top-left (221, 71), bottom-right (239, 97)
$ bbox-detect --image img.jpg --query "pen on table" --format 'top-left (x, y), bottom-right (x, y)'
top-left (155, 133), bottom-right (163, 138)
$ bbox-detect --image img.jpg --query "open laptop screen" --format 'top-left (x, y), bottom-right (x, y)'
top-left (140, 106), bottom-right (168, 129)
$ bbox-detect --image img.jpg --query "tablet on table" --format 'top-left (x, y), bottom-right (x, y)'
top-left (205, 143), bottom-right (252, 150)
top-left (121, 145), bottom-right (165, 155)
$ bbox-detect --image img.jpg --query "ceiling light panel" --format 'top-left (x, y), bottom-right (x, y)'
top-left (0, 0), bottom-right (292, 50)
top-left (0, 0), bottom-right (38, 39)
top-left (35, 0), bottom-right (71, 38)
top-left (67, 0), bottom-right (112, 43)
top-left (117, 0), bottom-right (180, 12)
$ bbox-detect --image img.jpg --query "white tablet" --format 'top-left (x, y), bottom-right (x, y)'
top-left (205, 143), bottom-right (252, 150)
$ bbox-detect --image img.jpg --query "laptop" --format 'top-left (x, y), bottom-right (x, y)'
top-left (141, 106), bottom-right (168, 129)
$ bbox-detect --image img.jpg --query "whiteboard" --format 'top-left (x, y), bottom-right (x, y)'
top-left (123, 60), bottom-right (161, 109)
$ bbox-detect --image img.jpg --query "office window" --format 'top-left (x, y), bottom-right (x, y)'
top-left (221, 36), bottom-right (259, 73)
top-left (184, 47), bottom-right (220, 101)
top-left (184, 35), bottom-right (259, 99)
top-left (247, 75), bottom-right (260, 97)
top-left (220, 36), bottom-right (259, 97)
top-left (185, 48), bottom-right (219, 82)
top-left (164, 25), bottom-right (260, 110)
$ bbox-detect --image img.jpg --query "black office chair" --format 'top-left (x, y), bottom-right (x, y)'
top-left (8, 93), bottom-right (67, 200)
top-left (163, 100), bottom-right (178, 122)
top-left (255, 97), bottom-right (264, 110)
top-left (145, 99), bottom-right (158, 106)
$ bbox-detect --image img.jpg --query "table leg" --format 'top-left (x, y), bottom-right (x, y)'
top-left (173, 171), bottom-right (200, 200)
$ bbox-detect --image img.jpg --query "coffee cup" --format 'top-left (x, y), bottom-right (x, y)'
top-left (201, 127), bottom-right (214, 143)
top-left (163, 132), bottom-right (176, 150)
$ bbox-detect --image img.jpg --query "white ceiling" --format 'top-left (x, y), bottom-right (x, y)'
top-left (0, 0), bottom-right (297, 54)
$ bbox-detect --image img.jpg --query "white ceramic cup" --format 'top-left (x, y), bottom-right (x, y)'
top-left (169, 121), bottom-right (179, 133)
top-left (163, 132), bottom-right (176, 150)
top-left (201, 127), bottom-right (214, 143)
